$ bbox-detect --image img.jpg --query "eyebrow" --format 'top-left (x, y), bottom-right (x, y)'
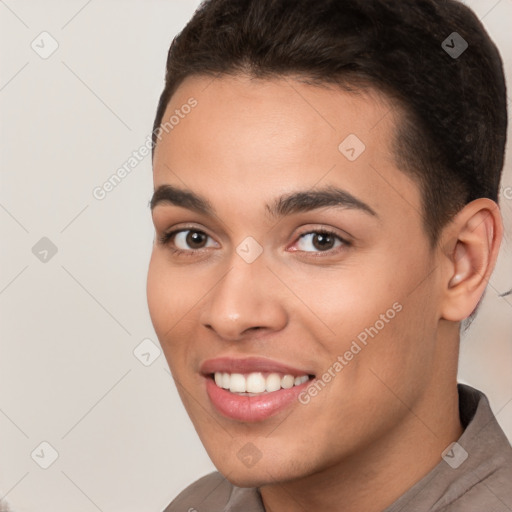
top-left (150, 184), bottom-right (378, 219)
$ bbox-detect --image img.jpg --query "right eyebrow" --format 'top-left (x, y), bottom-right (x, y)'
top-left (150, 185), bottom-right (215, 216)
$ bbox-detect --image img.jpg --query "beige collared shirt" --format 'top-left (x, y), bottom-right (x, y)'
top-left (163, 384), bottom-right (512, 511)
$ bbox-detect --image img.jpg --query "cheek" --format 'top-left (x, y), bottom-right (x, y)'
top-left (304, 257), bottom-right (437, 374)
top-left (325, 284), bottom-right (439, 416)
top-left (147, 252), bottom-right (213, 378)
top-left (299, 269), bottom-right (400, 339)
top-left (146, 254), bottom-right (169, 333)
top-left (146, 253), bottom-right (193, 344)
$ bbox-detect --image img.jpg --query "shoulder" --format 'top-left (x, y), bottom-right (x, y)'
top-left (386, 384), bottom-right (512, 512)
top-left (434, 385), bottom-right (512, 511)
top-left (436, 438), bottom-right (512, 511)
top-left (435, 463), bottom-right (512, 511)
top-left (162, 471), bottom-right (235, 512)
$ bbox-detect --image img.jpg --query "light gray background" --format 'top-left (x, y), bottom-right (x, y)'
top-left (0, 1), bottom-right (511, 511)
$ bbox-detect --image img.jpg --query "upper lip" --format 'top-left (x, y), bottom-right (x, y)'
top-left (200, 356), bottom-right (314, 377)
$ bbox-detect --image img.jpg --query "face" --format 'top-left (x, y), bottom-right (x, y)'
top-left (147, 74), bottom-right (446, 486)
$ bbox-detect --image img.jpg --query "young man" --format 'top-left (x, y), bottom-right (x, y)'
top-left (147, 0), bottom-right (511, 510)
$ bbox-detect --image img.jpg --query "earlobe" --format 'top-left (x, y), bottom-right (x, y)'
top-left (440, 199), bottom-right (502, 322)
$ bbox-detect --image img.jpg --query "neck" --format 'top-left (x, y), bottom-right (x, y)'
top-left (259, 326), bottom-right (463, 512)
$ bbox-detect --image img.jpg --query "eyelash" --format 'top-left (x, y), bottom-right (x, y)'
top-left (157, 226), bottom-right (351, 258)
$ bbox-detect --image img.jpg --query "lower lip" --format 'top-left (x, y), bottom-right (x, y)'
top-left (204, 376), bottom-right (312, 422)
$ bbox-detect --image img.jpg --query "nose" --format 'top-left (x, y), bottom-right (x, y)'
top-left (199, 257), bottom-right (288, 341)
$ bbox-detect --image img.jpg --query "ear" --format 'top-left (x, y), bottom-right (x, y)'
top-left (439, 198), bottom-right (503, 322)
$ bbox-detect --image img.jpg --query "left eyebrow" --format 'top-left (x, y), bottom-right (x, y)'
top-left (150, 184), bottom-right (378, 218)
top-left (265, 185), bottom-right (378, 219)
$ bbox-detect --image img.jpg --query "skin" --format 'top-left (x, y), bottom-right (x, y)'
top-left (147, 74), bottom-right (503, 512)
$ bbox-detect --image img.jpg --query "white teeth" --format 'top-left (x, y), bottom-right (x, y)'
top-left (213, 371), bottom-right (311, 394)
top-left (246, 372), bottom-right (266, 393)
top-left (229, 373), bottom-right (246, 393)
top-left (294, 375), bottom-right (309, 386)
top-left (266, 373), bottom-right (282, 392)
top-left (281, 374), bottom-right (295, 389)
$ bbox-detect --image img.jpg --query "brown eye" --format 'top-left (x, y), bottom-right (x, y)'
top-left (296, 230), bottom-right (345, 253)
top-left (185, 231), bottom-right (208, 249)
top-left (158, 228), bottom-right (218, 254)
top-left (312, 232), bottom-right (336, 250)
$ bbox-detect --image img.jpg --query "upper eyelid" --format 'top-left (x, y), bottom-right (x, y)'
top-left (163, 225), bottom-right (217, 242)
top-left (293, 225), bottom-right (352, 245)
top-left (297, 230), bottom-right (347, 242)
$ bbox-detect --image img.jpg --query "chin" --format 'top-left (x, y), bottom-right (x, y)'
top-left (212, 454), bottom-right (313, 489)
top-left (223, 471), bottom-right (271, 488)
top-left (222, 467), bottom-right (298, 489)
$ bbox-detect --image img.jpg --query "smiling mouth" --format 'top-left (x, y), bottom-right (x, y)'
top-left (210, 371), bottom-right (315, 396)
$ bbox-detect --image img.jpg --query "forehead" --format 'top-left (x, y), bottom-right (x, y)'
top-left (152, 74), bottom-right (422, 226)
top-left (157, 73), bottom-right (397, 160)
